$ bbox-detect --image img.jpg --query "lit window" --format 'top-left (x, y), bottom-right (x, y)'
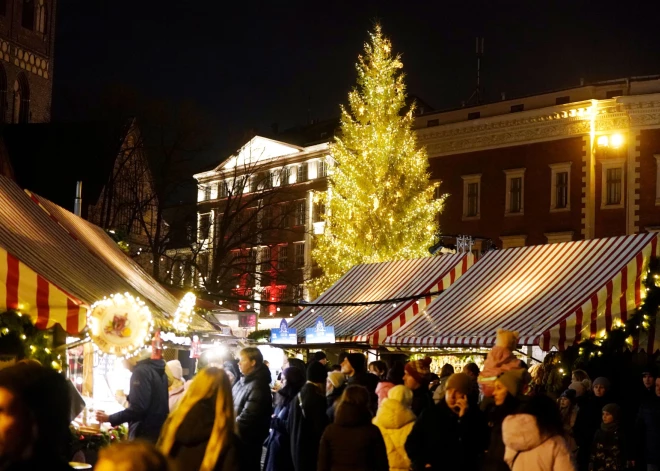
top-left (218, 181), bottom-right (227, 198)
top-left (203, 185), bottom-right (212, 201)
top-left (294, 243), bottom-right (305, 268)
top-left (198, 214), bottom-right (211, 240)
top-left (549, 162), bottom-right (571, 212)
top-left (297, 163), bottom-right (308, 182)
top-left (504, 168), bottom-right (525, 216)
top-left (318, 159), bottom-right (328, 178)
top-left (600, 159), bottom-right (625, 209)
top-left (278, 245), bottom-right (288, 268)
top-left (500, 235), bottom-right (527, 249)
top-left (281, 167), bottom-right (291, 186)
top-left (295, 200), bottom-right (306, 226)
top-left (461, 174), bottom-right (481, 220)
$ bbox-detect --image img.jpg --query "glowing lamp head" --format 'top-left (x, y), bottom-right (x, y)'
top-left (597, 135), bottom-right (609, 147)
top-left (610, 133), bottom-right (624, 148)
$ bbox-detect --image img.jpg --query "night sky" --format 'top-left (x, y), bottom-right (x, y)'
top-left (54, 0), bottom-right (660, 164)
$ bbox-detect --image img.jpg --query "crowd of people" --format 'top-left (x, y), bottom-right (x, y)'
top-left (0, 346), bottom-right (659, 471)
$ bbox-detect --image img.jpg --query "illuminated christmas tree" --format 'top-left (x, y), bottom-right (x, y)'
top-left (311, 25), bottom-right (445, 294)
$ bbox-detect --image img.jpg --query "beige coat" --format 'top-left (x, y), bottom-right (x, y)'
top-left (503, 413), bottom-right (576, 471)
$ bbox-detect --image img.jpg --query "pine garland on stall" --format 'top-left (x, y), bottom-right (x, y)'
top-left (0, 310), bottom-right (62, 370)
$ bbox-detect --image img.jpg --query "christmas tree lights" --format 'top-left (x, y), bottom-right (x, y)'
top-left (312, 25), bottom-right (445, 293)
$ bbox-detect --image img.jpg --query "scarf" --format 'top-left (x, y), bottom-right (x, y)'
top-left (601, 421), bottom-right (618, 432)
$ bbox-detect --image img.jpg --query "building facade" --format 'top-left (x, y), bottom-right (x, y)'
top-left (416, 76), bottom-right (660, 250)
top-left (0, 0), bottom-right (56, 123)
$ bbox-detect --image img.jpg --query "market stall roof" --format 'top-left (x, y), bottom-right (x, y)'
top-left (385, 233), bottom-right (659, 351)
top-left (289, 253), bottom-right (474, 346)
top-left (0, 175), bottom-right (179, 332)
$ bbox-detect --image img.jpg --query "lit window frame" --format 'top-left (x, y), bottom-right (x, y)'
top-left (461, 174), bottom-right (481, 221)
top-left (549, 162), bottom-right (571, 212)
top-left (504, 168), bottom-right (526, 216)
top-left (600, 158), bottom-right (625, 209)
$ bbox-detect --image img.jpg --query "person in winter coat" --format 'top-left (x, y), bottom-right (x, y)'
top-left (369, 360), bottom-right (388, 381)
top-left (558, 389), bottom-right (579, 459)
top-left (376, 362), bottom-right (405, 407)
top-left (574, 377), bottom-right (613, 471)
top-left (636, 376), bottom-right (660, 471)
top-left (403, 357), bottom-right (433, 417)
top-left (342, 353), bottom-right (379, 409)
top-left (373, 385), bottom-right (416, 471)
top-left (405, 373), bottom-right (488, 471)
top-left (289, 361), bottom-right (329, 471)
top-left (318, 385), bottom-right (389, 471)
top-left (166, 360), bottom-right (186, 411)
top-left (158, 367), bottom-right (243, 471)
top-left (432, 363), bottom-right (454, 404)
top-left (590, 403), bottom-right (628, 471)
top-left (264, 366), bottom-right (306, 471)
top-left (482, 369), bottom-right (525, 471)
top-left (98, 351), bottom-right (169, 442)
top-left (232, 347), bottom-right (273, 471)
top-left (463, 362), bottom-right (482, 406)
top-left (502, 393), bottom-right (575, 471)
top-left (326, 371), bottom-right (347, 409)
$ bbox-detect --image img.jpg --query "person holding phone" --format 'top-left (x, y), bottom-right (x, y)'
top-left (405, 373), bottom-right (488, 471)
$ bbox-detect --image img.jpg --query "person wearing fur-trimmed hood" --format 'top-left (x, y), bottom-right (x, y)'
top-left (373, 385), bottom-right (416, 471)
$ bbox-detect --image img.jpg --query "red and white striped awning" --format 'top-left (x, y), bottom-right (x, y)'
top-left (385, 233), bottom-right (660, 351)
top-left (0, 247), bottom-right (86, 333)
top-left (289, 253), bottom-right (474, 346)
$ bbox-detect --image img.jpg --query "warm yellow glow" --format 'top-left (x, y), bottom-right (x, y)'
top-left (172, 292), bottom-right (196, 333)
top-left (597, 135), bottom-right (609, 147)
top-left (610, 133), bottom-right (624, 148)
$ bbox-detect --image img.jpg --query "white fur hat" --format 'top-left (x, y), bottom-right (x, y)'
top-left (167, 360), bottom-right (183, 381)
top-left (388, 384), bottom-right (413, 408)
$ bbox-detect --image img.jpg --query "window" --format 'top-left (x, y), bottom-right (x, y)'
top-left (655, 155), bottom-right (660, 206)
top-left (22, 0), bottom-right (34, 30)
top-left (218, 181), bottom-right (227, 198)
top-left (250, 175), bottom-right (259, 193)
top-left (544, 232), bottom-right (574, 244)
top-left (0, 65), bottom-right (6, 124)
top-left (198, 214), bottom-right (211, 240)
top-left (468, 111), bottom-right (480, 120)
top-left (278, 245), bottom-right (288, 268)
top-left (36, 0), bottom-right (46, 33)
top-left (318, 159), bottom-right (328, 178)
top-left (555, 96), bottom-right (570, 105)
top-left (294, 242), bottom-right (305, 268)
top-left (461, 174), bottom-right (481, 220)
top-left (600, 159), bottom-right (625, 209)
top-left (295, 200), bottom-right (306, 226)
top-left (0, 0), bottom-right (6, 16)
top-left (500, 235), bottom-right (527, 249)
top-left (261, 247), bottom-right (271, 268)
top-left (510, 104), bottom-right (524, 113)
top-left (264, 172), bottom-right (273, 189)
top-left (203, 185), bottom-right (212, 201)
top-left (606, 90), bottom-right (623, 99)
top-left (313, 202), bottom-right (325, 223)
top-left (12, 74), bottom-right (29, 124)
top-left (427, 119), bottom-right (439, 127)
top-left (297, 163), bottom-right (308, 182)
top-left (549, 162), bottom-right (571, 212)
top-left (606, 168), bottom-right (622, 205)
top-left (281, 167), bottom-right (291, 186)
top-left (504, 168), bottom-right (525, 215)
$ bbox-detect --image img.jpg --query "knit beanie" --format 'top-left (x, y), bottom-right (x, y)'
top-left (312, 351), bottom-right (327, 363)
top-left (388, 385), bottom-right (413, 408)
top-left (327, 371), bottom-right (346, 389)
top-left (445, 373), bottom-right (471, 396)
top-left (346, 353), bottom-right (367, 374)
top-left (404, 357), bottom-right (432, 384)
top-left (560, 389), bottom-right (577, 402)
top-left (603, 403), bottom-right (621, 423)
top-left (593, 377), bottom-right (611, 390)
top-left (496, 368), bottom-right (525, 397)
top-left (307, 361), bottom-right (328, 384)
top-left (568, 381), bottom-right (586, 397)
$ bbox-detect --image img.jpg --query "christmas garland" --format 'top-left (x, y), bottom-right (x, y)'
top-left (0, 310), bottom-right (62, 369)
top-left (562, 258), bottom-right (660, 369)
top-left (70, 424), bottom-right (127, 454)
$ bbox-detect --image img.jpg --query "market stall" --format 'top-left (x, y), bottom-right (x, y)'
top-left (287, 253), bottom-right (474, 361)
top-left (384, 233), bottom-right (660, 352)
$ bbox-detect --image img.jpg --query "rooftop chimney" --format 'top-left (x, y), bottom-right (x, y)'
top-left (501, 92), bottom-right (506, 101)
top-left (580, 77), bottom-right (585, 86)
top-left (74, 181), bottom-right (82, 217)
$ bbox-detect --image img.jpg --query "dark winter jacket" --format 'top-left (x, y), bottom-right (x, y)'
top-left (288, 382), bottom-right (329, 471)
top-left (574, 394), bottom-right (612, 468)
top-left (326, 384), bottom-right (345, 409)
top-left (109, 359), bottom-right (169, 442)
top-left (483, 394), bottom-right (521, 471)
top-left (636, 396), bottom-right (660, 466)
top-left (405, 398), bottom-right (488, 471)
top-left (348, 373), bottom-right (379, 413)
top-left (167, 397), bottom-right (243, 471)
top-left (318, 401), bottom-right (388, 471)
top-left (232, 363), bottom-right (273, 445)
top-left (264, 387), bottom-right (298, 471)
top-left (590, 425), bottom-right (626, 471)
top-left (410, 385), bottom-right (433, 418)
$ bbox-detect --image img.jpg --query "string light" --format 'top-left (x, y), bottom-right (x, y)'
top-left (171, 292), bottom-right (196, 333)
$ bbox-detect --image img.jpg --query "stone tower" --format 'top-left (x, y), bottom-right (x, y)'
top-left (0, 0), bottom-right (56, 124)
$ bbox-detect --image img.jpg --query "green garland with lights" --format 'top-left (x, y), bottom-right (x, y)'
top-left (70, 424), bottom-right (127, 454)
top-left (561, 258), bottom-right (660, 370)
top-left (0, 310), bottom-right (62, 369)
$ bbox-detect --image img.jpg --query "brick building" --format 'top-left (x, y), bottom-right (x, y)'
top-left (0, 0), bottom-right (56, 123)
top-left (416, 76), bottom-right (660, 250)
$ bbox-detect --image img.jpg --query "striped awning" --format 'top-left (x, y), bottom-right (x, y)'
top-left (289, 253), bottom-right (474, 346)
top-left (0, 248), bottom-right (86, 333)
top-left (385, 233), bottom-right (660, 351)
top-left (0, 175), bottom-right (179, 333)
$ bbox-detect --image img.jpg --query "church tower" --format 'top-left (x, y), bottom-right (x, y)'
top-left (0, 0), bottom-right (56, 124)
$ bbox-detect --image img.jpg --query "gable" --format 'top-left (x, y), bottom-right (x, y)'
top-left (216, 136), bottom-right (303, 171)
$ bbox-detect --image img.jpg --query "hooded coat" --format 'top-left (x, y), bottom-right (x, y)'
top-left (318, 402), bottom-right (389, 471)
top-left (636, 395), bottom-right (660, 466)
top-left (232, 363), bottom-right (273, 447)
top-left (167, 397), bottom-right (243, 471)
top-left (573, 393), bottom-right (611, 469)
top-left (590, 424), bottom-right (626, 471)
top-left (264, 386), bottom-right (298, 471)
top-left (373, 397), bottom-right (416, 471)
top-left (109, 358), bottom-right (169, 442)
top-left (502, 413), bottom-right (575, 471)
top-left (482, 394), bottom-right (521, 471)
top-left (405, 398), bottom-right (488, 471)
top-left (288, 382), bottom-right (329, 471)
